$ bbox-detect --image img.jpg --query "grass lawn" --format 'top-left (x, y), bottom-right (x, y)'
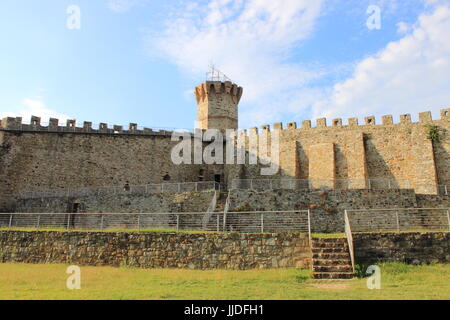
top-left (0, 263), bottom-right (449, 300)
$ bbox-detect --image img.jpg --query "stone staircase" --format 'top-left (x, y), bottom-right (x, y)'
top-left (214, 192), bottom-right (228, 213)
top-left (202, 192), bottom-right (228, 231)
top-left (312, 238), bottom-right (354, 280)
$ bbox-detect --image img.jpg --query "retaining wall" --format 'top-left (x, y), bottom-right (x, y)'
top-left (14, 191), bottom-right (215, 214)
top-left (228, 189), bottom-right (418, 232)
top-left (0, 231), bottom-right (311, 270)
top-left (353, 232), bottom-right (450, 264)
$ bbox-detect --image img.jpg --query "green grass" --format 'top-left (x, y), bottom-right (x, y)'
top-left (0, 263), bottom-right (449, 300)
top-left (311, 233), bottom-right (345, 238)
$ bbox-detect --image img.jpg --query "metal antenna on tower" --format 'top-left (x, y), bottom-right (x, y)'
top-left (206, 65), bottom-right (232, 82)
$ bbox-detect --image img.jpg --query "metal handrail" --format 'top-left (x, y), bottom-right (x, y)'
top-left (231, 178), bottom-right (412, 191)
top-left (344, 210), bottom-right (355, 273)
top-left (19, 181), bottom-right (220, 199)
top-left (0, 210), bottom-right (310, 234)
top-left (202, 191), bottom-right (218, 229)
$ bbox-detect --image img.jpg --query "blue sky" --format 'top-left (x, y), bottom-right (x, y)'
top-left (0, 0), bottom-right (449, 129)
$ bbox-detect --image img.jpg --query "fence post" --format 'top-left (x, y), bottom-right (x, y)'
top-left (137, 215), bottom-right (140, 232)
top-left (395, 211), bottom-right (400, 233)
top-left (261, 213), bottom-right (264, 233)
top-left (9, 214), bottom-right (12, 229)
top-left (100, 215), bottom-right (104, 231)
top-left (178, 183), bottom-right (181, 192)
top-left (217, 214), bottom-right (220, 232)
top-left (176, 214), bottom-right (180, 232)
top-left (66, 214), bottom-right (70, 230)
top-left (447, 210), bottom-right (450, 231)
top-left (445, 185), bottom-right (448, 196)
top-left (307, 210), bottom-right (312, 246)
top-left (223, 213), bottom-right (227, 232)
top-left (36, 215), bottom-right (40, 229)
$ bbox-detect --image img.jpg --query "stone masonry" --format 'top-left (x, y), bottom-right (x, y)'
top-left (0, 230), bottom-right (311, 270)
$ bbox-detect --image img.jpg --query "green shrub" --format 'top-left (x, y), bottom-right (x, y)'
top-left (424, 124), bottom-right (442, 142)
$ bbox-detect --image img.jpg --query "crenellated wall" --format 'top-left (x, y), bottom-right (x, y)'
top-left (233, 109), bottom-right (450, 195)
top-left (195, 81), bottom-right (243, 131)
top-left (0, 118), bottom-right (225, 211)
top-left (0, 108), bottom-right (449, 212)
top-left (0, 116), bottom-right (178, 136)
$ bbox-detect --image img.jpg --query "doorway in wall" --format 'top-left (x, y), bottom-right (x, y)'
top-left (214, 174), bottom-right (221, 190)
top-left (68, 202), bottom-right (80, 229)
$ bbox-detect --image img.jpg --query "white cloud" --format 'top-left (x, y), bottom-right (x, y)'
top-left (312, 4), bottom-right (450, 122)
top-left (149, 0), bottom-right (450, 127)
top-left (0, 98), bottom-right (71, 124)
top-left (396, 21), bottom-right (410, 34)
top-left (149, 0), bottom-right (325, 128)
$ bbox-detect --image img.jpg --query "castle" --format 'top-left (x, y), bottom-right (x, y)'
top-left (1, 79), bottom-right (449, 275)
top-left (0, 79), bottom-right (449, 207)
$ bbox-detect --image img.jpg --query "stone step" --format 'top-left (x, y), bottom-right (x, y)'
top-left (313, 272), bottom-right (354, 280)
top-left (312, 241), bottom-right (348, 249)
top-left (313, 259), bottom-right (351, 266)
top-left (313, 252), bottom-right (350, 260)
top-left (312, 238), bottom-right (347, 243)
top-left (313, 265), bottom-right (353, 273)
top-left (312, 247), bottom-right (348, 254)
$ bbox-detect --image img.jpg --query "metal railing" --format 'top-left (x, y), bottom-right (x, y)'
top-left (230, 178), bottom-right (412, 191)
top-left (202, 191), bottom-right (218, 229)
top-left (345, 208), bottom-right (450, 233)
top-left (223, 210), bottom-right (310, 233)
top-left (414, 184), bottom-right (450, 195)
top-left (19, 181), bottom-right (220, 199)
top-left (344, 208), bottom-right (450, 272)
top-left (438, 185), bottom-right (449, 195)
top-left (0, 210), bottom-right (311, 235)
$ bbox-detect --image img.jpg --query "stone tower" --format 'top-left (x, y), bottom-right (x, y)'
top-left (195, 81), bottom-right (243, 130)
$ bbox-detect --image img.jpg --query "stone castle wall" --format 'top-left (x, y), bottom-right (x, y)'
top-left (1, 108), bottom-right (449, 212)
top-left (0, 230), bottom-right (448, 270)
top-left (353, 232), bottom-right (450, 265)
top-left (228, 189), bottom-right (419, 233)
top-left (14, 191), bottom-right (215, 214)
top-left (0, 125), bottom-right (224, 210)
top-left (237, 109), bottom-right (450, 195)
top-left (0, 230), bottom-right (311, 270)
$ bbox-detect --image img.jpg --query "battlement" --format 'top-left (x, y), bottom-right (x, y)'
top-left (194, 81), bottom-right (243, 105)
top-left (0, 116), bottom-right (182, 137)
top-left (237, 109), bottom-right (449, 135)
